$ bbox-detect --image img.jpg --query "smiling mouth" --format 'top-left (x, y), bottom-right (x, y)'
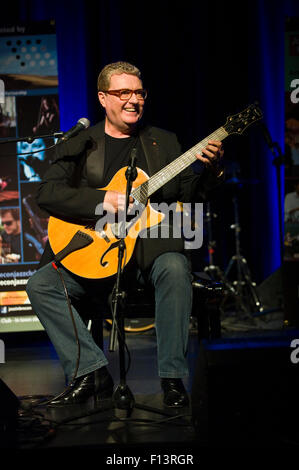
top-left (124, 107), bottom-right (138, 113)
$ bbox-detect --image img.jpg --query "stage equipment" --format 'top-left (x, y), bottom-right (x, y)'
top-left (106, 146), bottom-right (182, 418)
top-left (0, 117), bottom-right (89, 146)
top-left (108, 146), bottom-right (140, 412)
top-left (259, 122), bottom-right (286, 263)
top-left (203, 202), bottom-right (236, 297)
top-left (222, 177), bottom-right (264, 315)
top-left (191, 337), bottom-right (299, 445)
top-left (0, 379), bottom-right (19, 448)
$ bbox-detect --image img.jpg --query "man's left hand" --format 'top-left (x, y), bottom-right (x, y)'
top-left (195, 140), bottom-right (224, 168)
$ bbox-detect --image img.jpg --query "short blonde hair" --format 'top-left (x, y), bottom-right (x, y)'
top-left (97, 61), bottom-right (142, 91)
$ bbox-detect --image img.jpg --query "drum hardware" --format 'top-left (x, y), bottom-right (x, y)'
top-left (204, 175), bottom-right (264, 316)
top-left (203, 202), bottom-right (236, 296)
top-left (223, 193), bottom-right (264, 315)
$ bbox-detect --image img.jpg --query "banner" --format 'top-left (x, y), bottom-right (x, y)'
top-left (284, 17), bottom-right (299, 262)
top-left (0, 20), bottom-right (59, 332)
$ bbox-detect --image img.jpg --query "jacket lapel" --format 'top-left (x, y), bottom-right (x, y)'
top-left (86, 121), bottom-right (105, 188)
top-left (139, 126), bottom-right (162, 176)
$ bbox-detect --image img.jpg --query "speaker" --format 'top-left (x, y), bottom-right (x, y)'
top-left (0, 378), bottom-right (19, 448)
top-left (191, 339), bottom-right (299, 445)
top-left (256, 267), bottom-right (284, 310)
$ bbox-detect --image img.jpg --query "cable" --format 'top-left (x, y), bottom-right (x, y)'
top-left (24, 252), bottom-right (134, 408)
top-left (36, 261), bottom-right (81, 406)
top-left (19, 235), bottom-right (138, 412)
top-left (107, 241), bottom-right (138, 376)
top-left (52, 260), bottom-right (81, 380)
top-left (16, 415), bottom-right (56, 447)
top-left (105, 318), bottom-right (155, 333)
top-left (20, 261), bottom-right (82, 409)
top-left (0, 142), bottom-right (57, 157)
top-left (109, 282), bottom-right (132, 376)
top-left (21, 405), bottom-right (192, 429)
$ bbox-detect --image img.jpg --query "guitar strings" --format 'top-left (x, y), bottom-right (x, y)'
top-left (129, 104), bottom-right (260, 202)
top-left (143, 127), bottom-right (228, 196)
top-left (133, 126), bottom-right (228, 202)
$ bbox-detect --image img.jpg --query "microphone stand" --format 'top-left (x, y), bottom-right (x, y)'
top-left (0, 119), bottom-right (89, 146)
top-left (271, 142), bottom-right (285, 266)
top-left (108, 149), bottom-right (137, 414)
top-left (261, 127), bottom-right (286, 265)
top-left (107, 149), bottom-right (178, 419)
top-left (0, 132), bottom-right (63, 145)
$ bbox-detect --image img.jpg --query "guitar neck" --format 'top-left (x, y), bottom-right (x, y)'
top-left (132, 126), bottom-right (228, 201)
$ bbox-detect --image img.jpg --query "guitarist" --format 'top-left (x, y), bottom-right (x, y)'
top-left (26, 61), bottom-right (224, 408)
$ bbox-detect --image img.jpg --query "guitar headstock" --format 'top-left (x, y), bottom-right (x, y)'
top-left (223, 103), bottom-right (263, 135)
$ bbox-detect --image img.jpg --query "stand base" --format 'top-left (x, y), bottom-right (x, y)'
top-left (113, 383), bottom-right (135, 412)
top-left (100, 388), bottom-right (188, 419)
top-left (93, 384), bottom-right (184, 419)
top-left (223, 255), bottom-right (264, 315)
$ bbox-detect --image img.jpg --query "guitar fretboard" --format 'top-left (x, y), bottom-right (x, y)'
top-left (132, 126), bottom-right (228, 203)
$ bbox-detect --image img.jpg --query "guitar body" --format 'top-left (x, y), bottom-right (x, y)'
top-left (48, 167), bottom-right (164, 279)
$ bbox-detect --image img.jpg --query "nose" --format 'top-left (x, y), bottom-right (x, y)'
top-left (128, 92), bottom-right (139, 104)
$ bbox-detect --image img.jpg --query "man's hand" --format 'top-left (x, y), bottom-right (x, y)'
top-left (103, 190), bottom-right (134, 214)
top-left (195, 140), bottom-right (224, 168)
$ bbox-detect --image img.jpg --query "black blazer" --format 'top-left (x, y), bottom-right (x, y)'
top-left (37, 120), bottom-right (223, 272)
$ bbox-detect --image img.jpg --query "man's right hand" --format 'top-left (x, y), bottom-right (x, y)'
top-left (103, 190), bottom-right (134, 214)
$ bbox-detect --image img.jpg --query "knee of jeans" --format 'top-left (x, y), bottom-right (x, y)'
top-left (26, 274), bottom-right (36, 298)
top-left (155, 253), bottom-right (190, 281)
top-left (26, 272), bottom-right (46, 298)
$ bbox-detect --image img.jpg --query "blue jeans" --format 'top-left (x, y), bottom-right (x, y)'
top-left (26, 252), bottom-right (192, 382)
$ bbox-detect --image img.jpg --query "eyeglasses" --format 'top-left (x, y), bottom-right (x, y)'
top-left (2, 221), bottom-right (13, 226)
top-left (103, 89), bottom-right (147, 101)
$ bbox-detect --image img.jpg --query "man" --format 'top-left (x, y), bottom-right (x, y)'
top-left (26, 61), bottom-right (224, 408)
top-left (0, 208), bottom-right (21, 263)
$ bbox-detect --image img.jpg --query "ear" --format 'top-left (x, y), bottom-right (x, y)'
top-left (98, 92), bottom-right (106, 109)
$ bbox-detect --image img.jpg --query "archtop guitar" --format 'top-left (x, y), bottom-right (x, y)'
top-left (48, 103), bottom-right (263, 279)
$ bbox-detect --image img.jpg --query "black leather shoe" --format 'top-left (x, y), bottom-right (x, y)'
top-left (48, 367), bottom-right (114, 406)
top-left (161, 378), bottom-right (189, 408)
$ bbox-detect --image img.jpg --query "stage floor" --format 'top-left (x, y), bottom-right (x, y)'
top-left (1, 314), bottom-right (299, 462)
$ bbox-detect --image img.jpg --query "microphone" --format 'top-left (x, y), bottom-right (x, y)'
top-left (126, 147), bottom-right (138, 182)
top-left (60, 117), bottom-right (90, 142)
top-left (128, 147), bottom-right (137, 168)
top-left (259, 122), bottom-right (275, 151)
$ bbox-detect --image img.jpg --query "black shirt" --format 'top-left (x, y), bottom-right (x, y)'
top-left (103, 133), bottom-right (149, 186)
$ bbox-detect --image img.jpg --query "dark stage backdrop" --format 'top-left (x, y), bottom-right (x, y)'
top-left (1, 0), bottom-right (299, 291)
